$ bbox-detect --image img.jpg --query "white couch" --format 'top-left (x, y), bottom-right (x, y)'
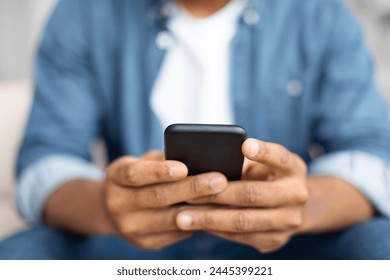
top-left (0, 81), bottom-right (31, 240)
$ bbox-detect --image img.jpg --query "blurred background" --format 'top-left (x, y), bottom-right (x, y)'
top-left (0, 0), bottom-right (390, 239)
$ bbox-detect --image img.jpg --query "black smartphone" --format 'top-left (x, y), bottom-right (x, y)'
top-left (164, 124), bottom-right (247, 181)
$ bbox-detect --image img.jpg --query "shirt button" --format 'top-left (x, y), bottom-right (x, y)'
top-left (286, 79), bottom-right (303, 97)
top-left (155, 31), bottom-right (175, 50)
top-left (243, 9), bottom-right (260, 26)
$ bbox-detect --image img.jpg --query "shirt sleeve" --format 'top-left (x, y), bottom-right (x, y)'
top-left (16, 0), bottom-right (104, 222)
top-left (16, 155), bottom-right (104, 224)
top-left (309, 151), bottom-right (390, 217)
top-left (310, 0), bottom-right (390, 216)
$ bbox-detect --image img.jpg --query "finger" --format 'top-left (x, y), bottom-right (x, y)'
top-left (127, 231), bottom-right (192, 251)
top-left (117, 207), bottom-right (181, 234)
top-left (176, 207), bottom-right (302, 233)
top-left (242, 158), bottom-right (269, 180)
top-left (242, 139), bottom-right (306, 175)
top-left (209, 231), bottom-right (291, 254)
top-left (131, 172), bottom-right (227, 208)
top-left (106, 157), bottom-right (188, 186)
top-left (187, 179), bottom-right (308, 207)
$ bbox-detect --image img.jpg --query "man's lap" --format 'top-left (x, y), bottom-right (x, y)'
top-left (275, 217), bottom-right (390, 260)
top-left (1, 217), bottom-right (389, 260)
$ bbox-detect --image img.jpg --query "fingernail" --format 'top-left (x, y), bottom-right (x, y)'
top-left (169, 166), bottom-right (183, 178)
top-left (209, 177), bottom-right (226, 191)
top-left (247, 140), bottom-right (259, 157)
top-left (178, 214), bottom-right (193, 229)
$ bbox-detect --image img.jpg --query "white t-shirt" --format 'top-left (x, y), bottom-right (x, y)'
top-left (150, 0), bottom-right (247, 130)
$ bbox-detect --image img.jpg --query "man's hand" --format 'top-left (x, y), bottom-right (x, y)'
top-left (103, 151), bottom-right (228, 250)
top-left (176, 139), bottom-right (308, 253)
top-left (44, 149), bottom-right (373, 253)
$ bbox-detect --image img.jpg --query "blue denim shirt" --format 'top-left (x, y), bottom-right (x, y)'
top-left (17, 0), bottom-right (390, 223)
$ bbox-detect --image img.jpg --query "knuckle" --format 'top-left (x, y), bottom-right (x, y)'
top-left (150, 187), bottom-right (168, 206)
top-left (270, 237), bottom-right (286, 250)
top-left (257, 245), bottom-right (277, 254)
top-left (295, 186), bottom-right (309, 204)
top-left (201, 213), bottom-right (215, 227)
top-left (286, 177), bottom-right (309, 205)
top-left (117, 219), bottom-right (133, 235)
top-left (125, 167), bottom-right (142, 186)
top-left (156, 164), bottom-right (170, 179)
top-left (257, 236), bottom-right (286, 254)
top-left (233, 211), bottom-right (251, 232)
top-left (289, 217), bottom-right (301, 229)
top-left (148, 243), bottom-right (165, 251)
top-left (117, 223), bottom-right (128, 235)
top-left (133, 238), bottom-right (155, 250)
top-left (286, 209), bottom-right (303, 229)
top-left (189, 177), bottom-right (205, 196)
top-left (271, 235), bottom-right (285, 247)
top-left (241, 183), bottom-right (259, 205)
top-left (289, 178), bottom-right (309, 205)
top-left (106, 162), bottom-right (125, 182)
top-left (107, 157), bottom-right (134, 182)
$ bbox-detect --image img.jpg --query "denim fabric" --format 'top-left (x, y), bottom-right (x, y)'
top-left (18, 0), bottom-right (390, 173)
top-left (1, 218), bottom-right (389, 260)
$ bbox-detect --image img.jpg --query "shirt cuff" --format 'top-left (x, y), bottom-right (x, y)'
top-left (16, 155), bottom-right (104, 224)
top-left (309, 151), bottom-right (390, 217)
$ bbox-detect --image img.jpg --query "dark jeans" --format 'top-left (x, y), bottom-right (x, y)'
top-left (1, 217), bottom-right (390, 260)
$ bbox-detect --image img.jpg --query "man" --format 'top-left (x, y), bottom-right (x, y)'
top-left (1, 0), bottom-right (390, 259)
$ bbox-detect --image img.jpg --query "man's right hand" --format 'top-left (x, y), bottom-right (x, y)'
top-left (103, 151), bottom-right (228, 250)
